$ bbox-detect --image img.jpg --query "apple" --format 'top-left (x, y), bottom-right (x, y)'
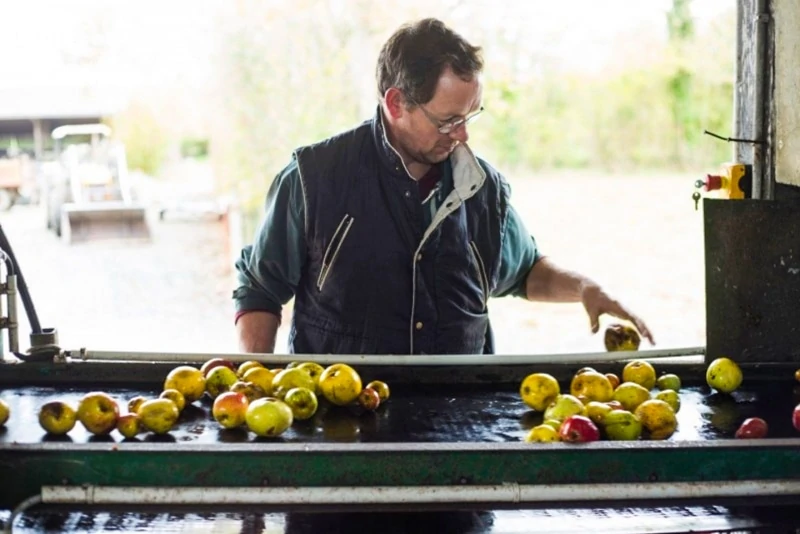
top-left (245, 398), bottom-right (293, 437)
top-left (605, 373), bottom-right (621, 389)
top-left (200, 358), bottom-right (236, 378)
top-left (163, 366), bottom-right (206, 403)
top-left (159, 389), bottom-right (186, 411)
top-left (366, 380), bottom-right (390, 403)
top-left (605, 400), bottom-right (625, 411)
top-left (237, 360), bottom-right (265, 378)
top-left (128, 396), bottom-right (148, 414)
top-left (116, 413), bottom-right (142, 439)
top-left (603, 410), bottom-right (643, 441)
top-left (242, 367), bottom-right (277, 397)
top-left (559, 415), bottom-right (600, 443)
top-left (38, 401), bottom-right (77, 435)
top-left (792, 404), bottom-right (800, 432)
top-left (283, 387), bottom-right (319, 420)
top-left (230, 381), bottom-right (266, 403)
top-left (735, 417), bottom-right (768, 439)
top-left (543, 394), bottom-right (585, 423)
top-left (297, 362), bottom-right (326, 393)
top-left (212, 391), bottom-right (249, 429)
top-left (205, 366), bottom-right (239, 399)
top-left (271, 368), bottom-right (316, 400)
top-left (604, 323), bottom-right (641, 351)
top-left (358, 387), bottom-right (381, 411)
top-left (319, 364), bottom-right (363, 406)
top-left (656, 374), bottom-right (682, 392)
top-left (77, 392), bottom-right (120, 435)
top-left (585, 401), bottom-right (613, 426)
top-left (137, 398), bottom-right (180, 435)
top-left (0, 399), bottom-right (9, 427)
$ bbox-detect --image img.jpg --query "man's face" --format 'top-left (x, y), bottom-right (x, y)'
top-left (395, 67), bottom-right (483, 167)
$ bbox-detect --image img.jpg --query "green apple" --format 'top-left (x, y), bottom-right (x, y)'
top-left (246, 398), bottom-right (293, 437)
top-left (585, 401), bottom-right (613, 426)
top-left (283, 387), bottom-right (319, 420)
top-left (271, 368), bottom-right (316, 400)
top-left (137, 398), bottom-right (180, 435)
top-left (656, 374), bottom-right (682, 392)
top-left (603, 410), bottom-right (643, 441)
top-left (655, 389), bottom-right (681, 413)
top-left (543, 394), bottom-right (585, 422)
top-left (205, 366), bottom-right (239, 399)
top-left (116, 413), bottom-right (142, 439)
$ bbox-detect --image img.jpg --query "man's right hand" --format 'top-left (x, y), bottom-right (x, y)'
top-left (236, 311), bottom-right (281, 353)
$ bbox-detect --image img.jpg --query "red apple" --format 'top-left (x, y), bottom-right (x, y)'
top-left (201, 358), bottom-right (237, 378)
top-left (559, 415), bottom-right (600, 443)
top-left (358, 387), bottom-right (381, 411)
top-left (212, 391), bottom-right (249, 429)
top-left (735, 417), bottom-right (768, 439)
top-left (793, 404), bottom-right (800, 432)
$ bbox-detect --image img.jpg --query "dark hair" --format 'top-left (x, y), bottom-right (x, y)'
top-left (376, 18), bottom-right (483, 106)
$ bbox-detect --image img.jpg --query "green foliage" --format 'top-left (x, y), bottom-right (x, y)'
top-left (109, 103), bottom-right (169, 176)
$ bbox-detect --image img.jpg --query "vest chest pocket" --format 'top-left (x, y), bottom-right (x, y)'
top-left (317, 213), bottom-right (355, 291)
top-left (468, 241), bottom-right (489, 311)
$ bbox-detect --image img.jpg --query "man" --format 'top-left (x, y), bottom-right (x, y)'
top-left (234, 18), bottom-right (654, 355)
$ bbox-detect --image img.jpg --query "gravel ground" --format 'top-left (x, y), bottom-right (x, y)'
top-left (0, 171), bottom-right (706, 357)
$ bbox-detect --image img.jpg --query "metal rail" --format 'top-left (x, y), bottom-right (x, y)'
top-left (70, 346), bottom-right (705, 366)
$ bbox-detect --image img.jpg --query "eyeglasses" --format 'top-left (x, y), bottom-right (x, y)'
top-left (414, 103), bottom-right (485, 134)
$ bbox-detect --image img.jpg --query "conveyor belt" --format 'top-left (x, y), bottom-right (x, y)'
top-left (2, 505), bottom-right (797, 533)
top-left (1, 382), bottom-right (798, 445)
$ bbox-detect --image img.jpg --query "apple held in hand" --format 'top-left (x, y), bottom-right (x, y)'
top-left (735, 417), bottom-right (768, 439)
top-left (559, 415), bottom-right (600, 443)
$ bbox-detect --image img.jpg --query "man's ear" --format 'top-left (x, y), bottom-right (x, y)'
top-left (383, 88), bottom-right (408, 120)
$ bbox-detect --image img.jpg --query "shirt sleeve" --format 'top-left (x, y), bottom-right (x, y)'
top-left (232, 158), bottom-right (307, 317)
top-left (491, 203), bottom-right (541, 299)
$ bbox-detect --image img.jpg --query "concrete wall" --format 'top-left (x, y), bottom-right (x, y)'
top-left (773, 0), bottom-right (800, 187)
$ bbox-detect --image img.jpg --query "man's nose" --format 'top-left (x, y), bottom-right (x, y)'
top-left (449, 123), bottom-right (469, 144)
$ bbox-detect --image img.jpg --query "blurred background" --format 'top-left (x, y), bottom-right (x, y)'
top-left (0, 0), bottom-right (734, 355)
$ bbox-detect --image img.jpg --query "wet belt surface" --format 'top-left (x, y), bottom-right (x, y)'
top-left (1, 505), bottom-right (798, 534)
top-left (0, 382), bottom-right (798, 444)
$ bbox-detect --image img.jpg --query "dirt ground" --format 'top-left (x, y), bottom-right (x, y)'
top-left (0, 171), bottom-right (706, 357)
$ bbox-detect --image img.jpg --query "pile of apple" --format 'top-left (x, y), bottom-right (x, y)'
top-left (24, 359), bottom-right (389, 440)
top-left (520, 359), bottom-right (682, 443)
top-left (197, 358), bottom-right (390, 438)
top-left (521, 356), bottom-right (800, 444)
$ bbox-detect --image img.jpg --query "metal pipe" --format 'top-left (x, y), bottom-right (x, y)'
top-left (6, 275), bottom-right (18, 354)
top-left (40, 480), bottom-right (800, 507)
top-left (3, 494), bottom-right (41, 534)
top-left (74, 346), bottom-right (705, 366)
top-left (753, 0), bottom-right (770, 199)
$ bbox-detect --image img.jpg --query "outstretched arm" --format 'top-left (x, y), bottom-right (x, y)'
top-left (525, 257), bottom-right (655, 345)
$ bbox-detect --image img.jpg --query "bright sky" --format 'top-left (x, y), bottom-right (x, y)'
top-left (0, 0), bottom-right (734, 89)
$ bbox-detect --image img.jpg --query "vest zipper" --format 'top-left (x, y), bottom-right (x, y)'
top-left (469, 241), bottom-right (489, 311)
top-left (317, 213), bottom-right (354, 291)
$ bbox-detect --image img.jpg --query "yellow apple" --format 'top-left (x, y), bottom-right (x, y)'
top-left (163, 365), bottom-right (206, 403)
top-left (230, 381), bottom-right (266, 403)
top-left (271, 368), bottom-right (316, 400)
top-left (127, 396), bottom-right (148, 414)
top-left (116, 413), bottom-right (142, 439)
top-left (366, 380), bottom-right (390, 403)
top-left (0, 399), bottom-right (8, 427)
top-left (138, 398), bottom-right (180, 435)
top-left (38, 401), bottom-right (77, 435)
top-left (159, 389), bottom-right (186, 411)
top-left (77, 392), bottom-right (120, 435)
top-left (319, 363), bottom-right (362, 406)
top-left (242, 367), bottom-right (277, 396)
